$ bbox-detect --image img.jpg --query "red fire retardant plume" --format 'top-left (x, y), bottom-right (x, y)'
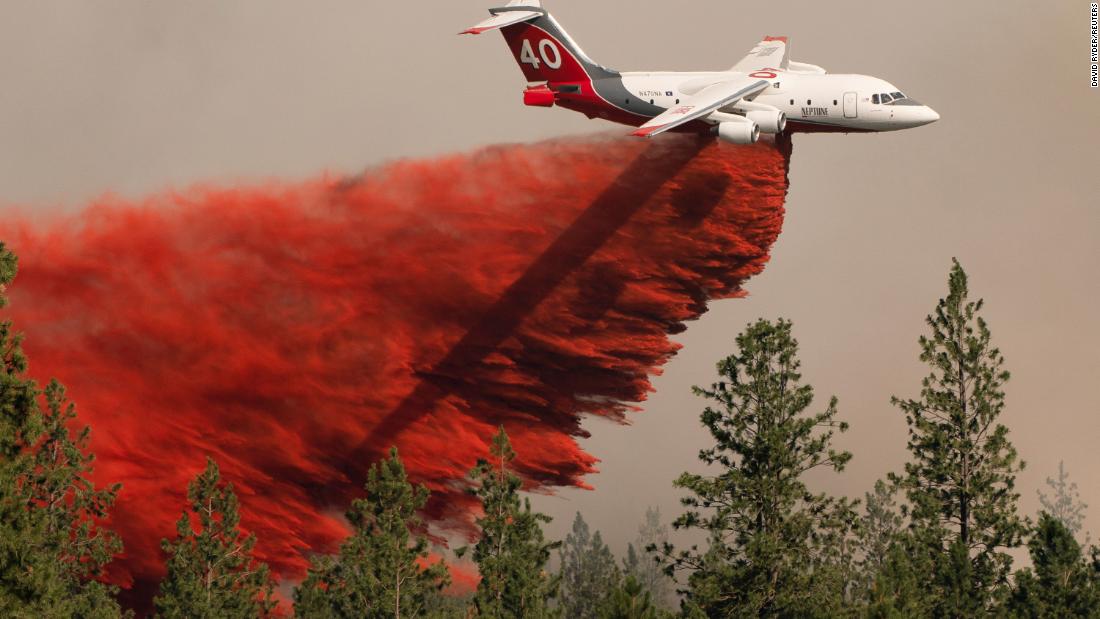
top-left (1, 133), bottom-right (791, 604)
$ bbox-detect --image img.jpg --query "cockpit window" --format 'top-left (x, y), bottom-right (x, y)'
top-left (876, 91), bottom-right (917, 105)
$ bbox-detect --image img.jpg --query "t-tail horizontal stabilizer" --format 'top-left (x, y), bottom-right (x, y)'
top-left (462, 0), bottom-right (544, 35)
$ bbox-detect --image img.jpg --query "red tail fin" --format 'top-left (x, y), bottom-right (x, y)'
top-left (463, 3), bottom-right (615, 84)
top-left (500, 21), bottom-right (591, 83)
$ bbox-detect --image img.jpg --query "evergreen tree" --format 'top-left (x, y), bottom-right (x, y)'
top-left (1007, 512), bottom-right (1099, 617)
top-left (863, 537), bottom-right (935, 618)
top-left (890, 259), bottom-right (1027, 614)
top-left (293, 447), bottom-right (449, 618)
top-left (597, 575), bottom-right (667, 619)
top-left (466, 427), bottom-right (558, 618)
top-left (1038, 461), bottom-right (1088, 541)
top-left (0, 243), bottom-right (127, 618)
top-left (622, 544), bottom-right (640, 583)
top-left (624, 508), bottom-right (673, 610)
top-left (558, 512), bottom-right (620, 619)
top-left (658, 318), bottom-right (857, 617)
top-left (154, 457), bottom-right (275, 618)
top-left (420, 590), bottom-right (473, 619)
top-left (853, 480), bottom-right (903, 603)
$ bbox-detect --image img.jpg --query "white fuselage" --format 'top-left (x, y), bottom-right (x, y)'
top-left (616, 71), bottom-right (939, 132)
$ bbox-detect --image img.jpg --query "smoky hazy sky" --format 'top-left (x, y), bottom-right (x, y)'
top-left (1, 0), bottom-right (1098, 558)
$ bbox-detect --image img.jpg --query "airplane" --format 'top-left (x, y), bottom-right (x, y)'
top-left (463, 0), bottom-right (939, 143)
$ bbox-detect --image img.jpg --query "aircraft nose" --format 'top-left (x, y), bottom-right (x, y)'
top-left (915, 106), bottom-right (940, 126)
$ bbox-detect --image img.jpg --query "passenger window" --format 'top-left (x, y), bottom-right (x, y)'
top-left (872, 94), bottom-right (880, 104)
top-left (833, 99), bottom-right (838, 105)
top-left (806, 99), bottom-right (811, 105)
top-left (789, 99), bottom-right (794, 105)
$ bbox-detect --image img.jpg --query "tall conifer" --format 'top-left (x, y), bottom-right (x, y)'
top-left (0, 243), bottom-right (126, 617)
top-left (293, 447), bottom-right (449, 618)
top-left (1007, 513), bottom-right (1099, 617)
top-left (1038, 461), bottom-right (1088, 540)
top-left (558, 512), bottom-right (619, 619)
top-left (891, 259), bottom-right (1026, 614)
top-left (154, 458), bottom-right (275, 618)
top-left (467, 427), bottom-right (558, 618)
top-left (659, 318), bottom-right (856, 616)
top-left (625, 508), bottom-right (673, 609)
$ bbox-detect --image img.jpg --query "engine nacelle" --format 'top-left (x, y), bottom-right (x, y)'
top-left (717, 120), bottom-right (759, 144)
top-left (745, 110), bottom-right (786, 133)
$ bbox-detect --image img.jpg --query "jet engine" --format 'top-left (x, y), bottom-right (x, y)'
top-left (717, 120), bottom-right (759, 144)
top-left (725, 101), bottom-right (786, 134)
top-left (745, 110), bottom-right (786, 133)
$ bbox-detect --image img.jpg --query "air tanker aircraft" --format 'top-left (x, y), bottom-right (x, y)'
top-left (464, 0), bottom-right (939, 143)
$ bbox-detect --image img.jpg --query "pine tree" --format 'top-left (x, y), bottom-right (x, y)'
top-left (293, 447), bottom-right (449, 618)
top-left (1038, 461), bottom-right (1088, 541)
top-left (0, 243), bottom-right (127, 618)
top-left (466, 426), bottom-right (558, 618)
top-left (864, 538), bottom-right (935, 618)
top-left (558, 512), bottom-right (620, 619)
top-left (154, 457), bottom-right (275, 618)
top-left (622, 543), bottom-right (667, 613)
top-left (625, 508), bottom-right (673, 610)
top-left (598, 575), bottom-right (666, 619)
top-left (659, 318), bottom-right (857, 617)
top-left (891, 259), bottom-right (1026, 614)
top-left (622, 544), bottom-right (640, 583)
top-left (1007, 512), bottom-right (1099, 617)
top-left (853, 480), bottom-right (903, 603)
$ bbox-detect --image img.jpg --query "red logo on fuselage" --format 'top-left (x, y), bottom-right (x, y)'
top-left (748, 68), bottom-right (780, 79)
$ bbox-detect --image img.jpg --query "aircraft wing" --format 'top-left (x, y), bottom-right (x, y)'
top-left (630, 78), bottom-right (770, 138)
top-left (731, 36), bottom-right (790, 72)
